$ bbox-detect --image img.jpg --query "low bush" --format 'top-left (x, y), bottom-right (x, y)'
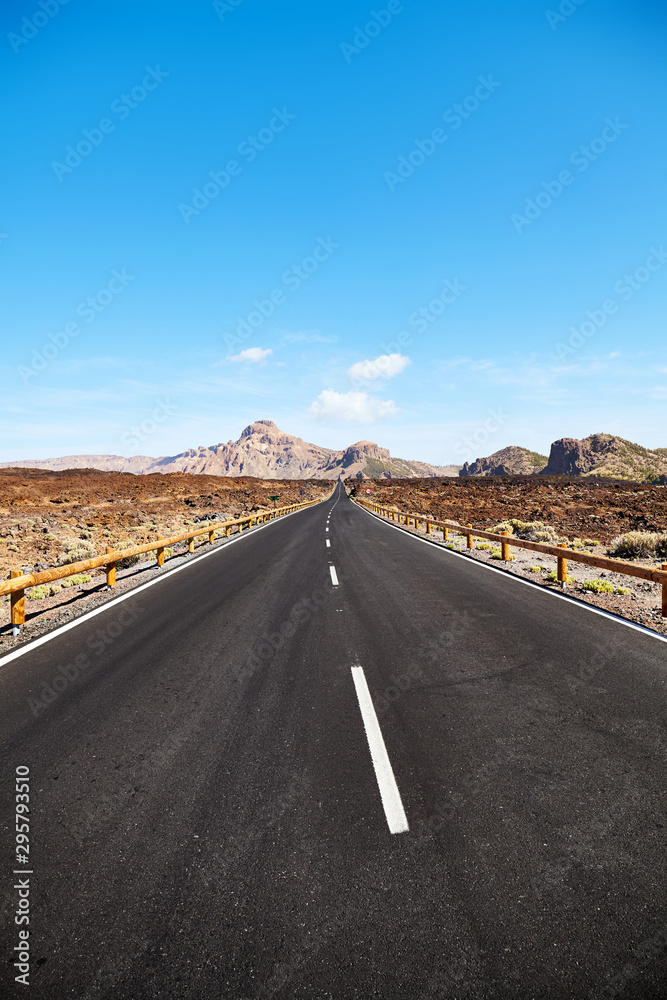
top-left (607, 531), bottom-right (667, 560)
top-left (57, 540), bottom-right (95, 566)
top-left (546, 570), bottom-right (574, 584)
top-left (29, 583), bottom-right (62, 600)
top-left (530, 565), bottom-right (543, 573)
top-left (491, 518), bottom-right (562, 543)
top-left (115, 542), bottom-right (142, 569)
top-left (581, 579), bottom-right (615, 594)
top-left (476, 542), bottom-right (491, 550)
top-left (490, 547), bottom-right (515, 561)
top-left (61, 573), bottom-right (92, 588)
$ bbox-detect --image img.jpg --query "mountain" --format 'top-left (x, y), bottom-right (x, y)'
top-left (1, 421), bottom-right (461, 481)
top-left (458, 433), bottom-right (667, 482)
top-left (459, 446), bottom-right (548, 477)
top-left (540, 433), bottom-right (667, 481)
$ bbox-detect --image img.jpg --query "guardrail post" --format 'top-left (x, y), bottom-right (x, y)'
top-left (426, 519), bottom-right (431, 535)
top-left (466, 524), bottom-right (473, 549)
top-left (414, 517), bottom-right (420, 530)
top-left (557, 543), bottom-right (567, 583)
top-left (106, 547), bottom-right (116, 586)
top-left (10, 570), bottom-right (25, 636)
top-left (209, 527), bottom-right (215, 543)
top-left (501, 531), bottom-right (510, 561)
top-left (188, 537), bottom-right (195, 553)
top-left (662, 564), bottom-right (667, 617)
top-left (157, 539), bottom-right (165, 566)
top-left (443, 526), bottom-right (448, 540)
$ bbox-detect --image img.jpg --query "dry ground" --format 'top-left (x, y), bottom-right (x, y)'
top-left (0, 467), bottom-right (330, 581)
top-left (350, 476), bottom-right (667, 638)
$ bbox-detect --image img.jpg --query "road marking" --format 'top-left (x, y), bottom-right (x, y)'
top-left (326, 539), bottom-right (331, 547)
top-left (326, 527), bottom-right (329, 532)
top-left (354, 502), bottom-right (667, 646)
top-left (329, 565), bottom-right (339, 586)
top-left (350, 666), bottom-right (409, 835)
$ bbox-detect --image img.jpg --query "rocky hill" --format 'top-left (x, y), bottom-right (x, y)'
top-left (540, 433), bottom-right (667, 481)
top-left (459, 446), bottom-right (548, 477)
top-left (1, 421), bottom-right (460, 481)
top-left (458, 433), bottom-right (667, 482)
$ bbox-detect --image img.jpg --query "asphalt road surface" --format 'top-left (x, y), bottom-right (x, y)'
top-left (2, 482), bottom-right (667, 999)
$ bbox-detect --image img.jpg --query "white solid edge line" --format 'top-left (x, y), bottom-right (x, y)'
top-left (0, 501), bottom-right (327, 668)
top-left (329, 565), bottom-right (339, 586)
top-left (354, 503), bottom-right (667, 646)
top-left (351, 665), bottom-right (409, 835)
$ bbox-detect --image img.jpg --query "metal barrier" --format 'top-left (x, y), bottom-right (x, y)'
top-left (354, 497), bottom-right (667, 616)
top-left (2, 495), bottom-right (327, 633)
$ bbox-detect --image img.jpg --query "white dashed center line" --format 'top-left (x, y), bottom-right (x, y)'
top-left (329, 565), bottom-right (339, 586)
top-left (350, 666), bottom-right (409, 835)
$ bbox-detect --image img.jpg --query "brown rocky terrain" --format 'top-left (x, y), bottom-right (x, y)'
top-left (349, 475), bottom-right (667, 543)
top-left (349, 476), bottom-right (667, 637)
top-left (0, 421), bottom-right (459, 481)
top-left (0, 467), bottom-right (331, 581)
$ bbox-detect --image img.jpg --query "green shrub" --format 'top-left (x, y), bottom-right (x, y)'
top-left (546, 570), bottom-right (574, 584)
top-left (581, 579), bottom-right (615, 594)
top-left (530, 565), bottom-right (543, 573)
top-left (490, 547), bottom-right (515, 561)
top-left (29, 584), bottom-right (62, 599)
top-left (584, 539), bottom-right (600, 547)
top-left (607, 531), bottom-right (667, 560)
top-left (476, 542), bottom-right (491, 550)
top-left (615, 586), bottom-right (631, 595)
top-left (115, 542), bottom-right (141, 569)
top-left (491, 518), bottom-right (561, 543)
top-left (57, 540), bottom-right (95, 566)
top-left (61, 574), bottom-right (92, 588)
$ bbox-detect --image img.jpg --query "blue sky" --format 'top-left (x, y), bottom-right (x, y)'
top-left (1, 0), bottom-right (665, 465)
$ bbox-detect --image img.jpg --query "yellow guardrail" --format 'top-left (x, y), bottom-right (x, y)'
top-left (2, 494), bottom-right (329, 631)
top-left (354, 497), bottom-right (667, 617)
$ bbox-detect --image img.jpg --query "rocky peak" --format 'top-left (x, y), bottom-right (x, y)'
top-left (541, 433), bottom-right (619, 475)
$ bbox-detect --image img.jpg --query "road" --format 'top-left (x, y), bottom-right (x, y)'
top-left (2, 481), bottom-right (667, 999)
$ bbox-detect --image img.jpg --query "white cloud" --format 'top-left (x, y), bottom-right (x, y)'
top-left (308, 389), bottom-right (399, 422)
top-left (226, 347), bottom-right (272, 365)
top-left (347, 353), bottom-right (410, 382)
